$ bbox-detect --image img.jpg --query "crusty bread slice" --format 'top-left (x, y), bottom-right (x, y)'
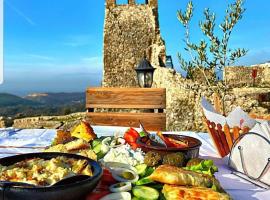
top-left (65, 139), bottom-right (90, 151)
top-left (71, 121), bottom-right (96, 142)
top-left (44, 144), bottom-right (68, 153)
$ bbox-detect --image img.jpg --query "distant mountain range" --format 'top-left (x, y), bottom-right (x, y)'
top-left (0, 93), bottom-right (41, 107)
top-left (24, 92), bottom-right (85, 105)
top-left (0, 92), bottom-right (85, 118)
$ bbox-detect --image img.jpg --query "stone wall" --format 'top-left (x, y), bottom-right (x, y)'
top-left (103, 0), bottom-right (166, 87)
top-left (224, 63), bottom-right (270, 87)
top-left (153, 67), bottom-right (269, 131)
top-left (13, 112), bottom-right (85, 130)
top-left (101, 0), bottom-right (270, 132)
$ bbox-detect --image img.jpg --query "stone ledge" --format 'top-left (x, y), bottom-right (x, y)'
top-left (13, 112), bottom-right (86, 129)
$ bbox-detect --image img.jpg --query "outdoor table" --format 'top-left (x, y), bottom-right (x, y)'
top-left (0, 126), bottom-right (269, 200)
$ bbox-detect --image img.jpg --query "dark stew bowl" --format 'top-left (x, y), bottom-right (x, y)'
top-left (0, 152), bottom-right (102, 200)
top-left (137, 134), bottom-right (202, 159)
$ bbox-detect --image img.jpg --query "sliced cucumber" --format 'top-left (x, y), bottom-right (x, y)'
top-left (93, 143), bottom-right (102, 153)
top-left (135, 164), bottom-right (147, 176)
top-left (135, 177), bottom-right (153, 186)
top-left (132, 186), bottom-right (159, 200)
top-left (147, 183), bottom-right (164, 190)
top-left (92, 139), bottom-right (102, 147)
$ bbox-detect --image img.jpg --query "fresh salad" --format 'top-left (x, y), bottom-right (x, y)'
top-left (48, 122), bottom-right (230, 200)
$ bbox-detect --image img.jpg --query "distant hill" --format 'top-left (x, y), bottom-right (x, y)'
top-left (0, 93), bottom-right (41, 107)
top-left (0, 92), bottom-right (85, 118)
top-left (24, 92), bottom-right (85, 105)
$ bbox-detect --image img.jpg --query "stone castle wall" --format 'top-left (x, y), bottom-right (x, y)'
top-left (224, 63), bottom-right (270, 87)
top-left (103, 0), bottom-right (166, 87)
top-left (153, 67), bottom-right (269, 131)
top-left (101, 0), bottom-right (270, 131)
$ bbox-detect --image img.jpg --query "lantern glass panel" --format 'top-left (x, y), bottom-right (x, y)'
top-left (144, 71), bottom-right (153, 88)
top-left (137, 72), bottom-right (146, 88)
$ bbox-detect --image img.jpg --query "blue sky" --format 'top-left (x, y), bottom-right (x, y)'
top-left (1, 0), bottom-right (270, 96)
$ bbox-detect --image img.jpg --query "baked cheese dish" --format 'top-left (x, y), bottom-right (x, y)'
top-left (0, 156), bottom-right (92, 186)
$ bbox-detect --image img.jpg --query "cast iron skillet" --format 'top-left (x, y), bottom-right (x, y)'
top-left (0, 152), bottom-right (103, 200)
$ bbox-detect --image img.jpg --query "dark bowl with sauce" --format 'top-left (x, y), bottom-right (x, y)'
top-left (137, 134), bottom-right (202, 159)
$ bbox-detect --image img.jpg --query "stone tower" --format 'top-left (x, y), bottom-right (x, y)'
top-left (103, 0), bottom-right (166, 87)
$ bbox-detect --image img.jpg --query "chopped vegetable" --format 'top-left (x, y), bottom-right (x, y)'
top-left (92, 141), bottom-right (102, 154)
top-left (124, 128), bottom-right (140, 143)
top-left (129, 142), bottom-right (139, 150)
top-left (86, 191), bottom-right (110, 200)
top-left (139, 131), bottom-right (147, 137)
top-left (135, 164), bottom-right (148, 176)
top-left (147, 183), bottom-right (164, 190)
top-left (144, 167), bottom-right (155, 177)
top-left (135, 177), bottom-right (154, 185)
top-left (184, 159), bottom-right (218, 176)
top-left (186, 158), bottom-right (204, 167)
top-left (121, 171), bottom-right (135, 180)
top-left (100, 169), bottom-right (117, 185)
top-left (132, 186), bottom-right (159, 200)
top-left (111, 168), bottom-right (139, 183)
top-left (100, 192), bottom-right (131, 200)
top-left (109, 182), bottom-right (132, 192)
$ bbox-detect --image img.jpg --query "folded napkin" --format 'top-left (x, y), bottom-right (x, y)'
top-left (229, 132), bottom-right (270, 189)
top-left (201, 97), bottom-right (257, 129)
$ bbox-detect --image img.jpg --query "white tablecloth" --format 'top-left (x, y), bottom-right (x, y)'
top-left (0, 126), bottom-right (269, 200)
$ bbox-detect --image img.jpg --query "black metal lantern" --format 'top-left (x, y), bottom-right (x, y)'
top-left (135, 56), bottom-right (156, 88)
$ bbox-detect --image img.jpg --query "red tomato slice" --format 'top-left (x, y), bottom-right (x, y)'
top-left (124, 128), bottom-right (140, 143)
top-left (129, 142), bottom-right (139, 150)
top-left (100, 169), bottom-right (116, 185)
top-left (86, 191), bottom-right (110, 200)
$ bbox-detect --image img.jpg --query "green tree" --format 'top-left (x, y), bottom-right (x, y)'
top-left (177, 0), bottom-right (248, 114)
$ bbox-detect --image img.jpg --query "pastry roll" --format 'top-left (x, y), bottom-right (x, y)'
top-left (149, 165), bottom-right (224, 192)
top-left (162, 184), bottom-right (232, 200)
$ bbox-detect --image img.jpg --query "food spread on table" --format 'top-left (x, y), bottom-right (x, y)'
top-left (0, 156), bottom-right (92, 186)
top-left (38, 121), bottom-right (232, 199)
top-left (0, 121), bottom-right (232, 199)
